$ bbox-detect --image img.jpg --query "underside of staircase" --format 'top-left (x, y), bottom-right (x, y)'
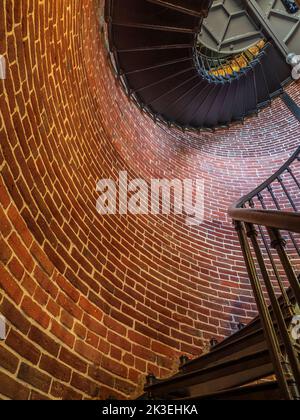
top-left (141, 290), bottom-right (299, 400)
top-left (105, 0), bottom-right (292, 130)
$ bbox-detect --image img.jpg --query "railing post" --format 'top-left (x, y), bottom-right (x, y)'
top-left (268, 228), bottom-right (300, 307)
top-left (246, 223), bottom-right (300, 397)
top-left (235, 221), bottom-right (292, 400)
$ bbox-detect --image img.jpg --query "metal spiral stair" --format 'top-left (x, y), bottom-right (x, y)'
top-left (142, 290), bottom-right (299, 400)
top-left (139, 145), bottom-right (300, 401)
top-left (105, 0), bottom-right (292, 130)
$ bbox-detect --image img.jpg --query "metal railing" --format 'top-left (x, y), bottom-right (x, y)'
top-left (195, 40), bottom-right (267, 83)
top-left (229, 145), bottom-right (300, 400)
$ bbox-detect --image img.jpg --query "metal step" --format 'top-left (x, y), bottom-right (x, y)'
top-left (146, 349), bottom-right (274, 399)
top-left (143, 289), bottom-right (297, 400)
top-left (184, 380), bottom-right (283, 400)
top-left (146, 0), bottom-right (209, 18)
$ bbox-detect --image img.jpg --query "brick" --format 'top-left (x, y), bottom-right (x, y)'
top-left (57, 292), bottom-right (82, 320)
top-left (101, 355), bottom-right (128, 379)
top-left (7, 205), bottom-right (32, 247)
top-left (28, 325), bottom-right (60, 357)
top-left (33, 265), bottom-right (58, 299)
top-left (74, 322), bottom-right (87, 340)
top-left (21, 296), bottom-right (50, 329)
top-left (30, 242), bottom-right (54, 276)
top-left (115, 378), bottom-right (136, 396)
top-left (0, 179), bottom-right (10, 209)
top-left (70, 372), bottom-right (101, 398)
top-left (0, 206), bottom-right (12, 237)
top-left (0, 238), bottom-right (12, 264)
top-left (56, 273), bottom-right (80, 303)
top-left (50, 320), bottom-right (75, 349)
top-left (0, 264), bottom-right (23, 304)
top-left (44, 243), bottom-right (66, 274)
top-left (30, 391), bottom-right (51, 401)
top-left (8, 232), bottom-right (34, 272)
top-left (152, 341), bottom-right (174, 358)
top-left (108, 331), bottom-right (131, 352)
top-left (86, 330), bottom-right (99, 348)
top-left (74, 340), bottom-right (102, 365)
top-left (39, 354), bottom-right (71, 382)
top-left (18, 363), bottom-right (51, 394)
top-left (59, 347), bottom-right (87, 373)
top-left (1, 0), bottom-right (298, 401)
top-left (103, 315), bottom-right (126, 337)
top-left (6, 329), bottom-right (41, 364)
top-left (50, 381), bottom-right (83, 400)
top-left (88, 365), bottom-right (114, 388)
top-left (34, 285), bottom-right (49, 306)
top-left (0, 345), bottom-right (19, 373)
top-left (132, 344), bottom-right (156, 363)
top-left (47, 299), bottom-right (61, 317)
top-left (21, 273), bottom-right (36, 294)
top-left (79, 296), bottom-right (103, 320)
top-left (0, 371), bottom-right (30, 400)
top-left (8, 257), bottom-right (25, 281)
top-left (128, 331), bottom-right (150, 348)
top-left (82, 313), bottom-right (107, 338)
top-left (60, 310), bottom-right (74, 329)
top-left (1, 298), bottom-right (30, 334)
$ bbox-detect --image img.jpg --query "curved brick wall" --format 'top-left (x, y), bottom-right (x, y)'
top-left (0, 0), bottom-right (299, 400)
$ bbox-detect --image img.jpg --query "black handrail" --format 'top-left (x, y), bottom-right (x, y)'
top-left (234, 145), bottom-right (300, 209)
top-left (229, 144), bottom-right (300, 400)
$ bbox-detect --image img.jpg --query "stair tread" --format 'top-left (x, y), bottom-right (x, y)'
top-left (146, 349), bottom-right (274, 399)
top-left (112, 0), bottom-right (200, 28)
top-left (146, 348), bottom-right (272, 389)
top-left (204, 83), bottom-right (230, 127)
top-left (181, 380), bottom-right (282, 400)
top-left (143, 288), bottom-right (297, 399)
top-left (146, 0), bottom-right (209, 17)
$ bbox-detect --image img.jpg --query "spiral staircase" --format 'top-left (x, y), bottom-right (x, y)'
top-left (104, 0), bottom-right (299, 130)
top-left (141, 146), bottom-right (300, 401)
top-left (105, 0), bottom-right (300, 401)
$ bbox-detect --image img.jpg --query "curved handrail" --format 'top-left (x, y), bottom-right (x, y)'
top-left (229, 144), bottom-right (300, 233)
top-left (229, 208), bottom-right (300, 233)
top-left (233, 145), bottom-right (300, 208)
top-left (228, 144), bottom-right (300, 399)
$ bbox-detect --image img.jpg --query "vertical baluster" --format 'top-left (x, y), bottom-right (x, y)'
top-left (286, 167), bottom-right (300, 190)
top-left (145, 373), bottom-right (157, 400)
top-left (277, 175), bottom-right (298, 211)
top-left (235, 221), bottom-right (292, 400)
top-left (268, 185), bottom-right (300, 257)
top-left (246, 224), bottom-right (300, 396)
top-left (251, 197), bottom-right (292, 309)
top-left (268, 228), bottom-right (300, 307)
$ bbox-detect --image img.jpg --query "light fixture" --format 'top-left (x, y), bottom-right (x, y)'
top-left (0, 55), bottom-right (6, 80)
top-left (286, 53), bottom-right (300, 66)
top-left (0, 315), bottom-right (6, 341)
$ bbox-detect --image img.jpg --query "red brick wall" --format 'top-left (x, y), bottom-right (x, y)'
top-left (0, 0), bottom-right (299, 400)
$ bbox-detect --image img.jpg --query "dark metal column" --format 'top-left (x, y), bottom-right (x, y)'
top-left (281, 92), bottom-right (300, 122)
